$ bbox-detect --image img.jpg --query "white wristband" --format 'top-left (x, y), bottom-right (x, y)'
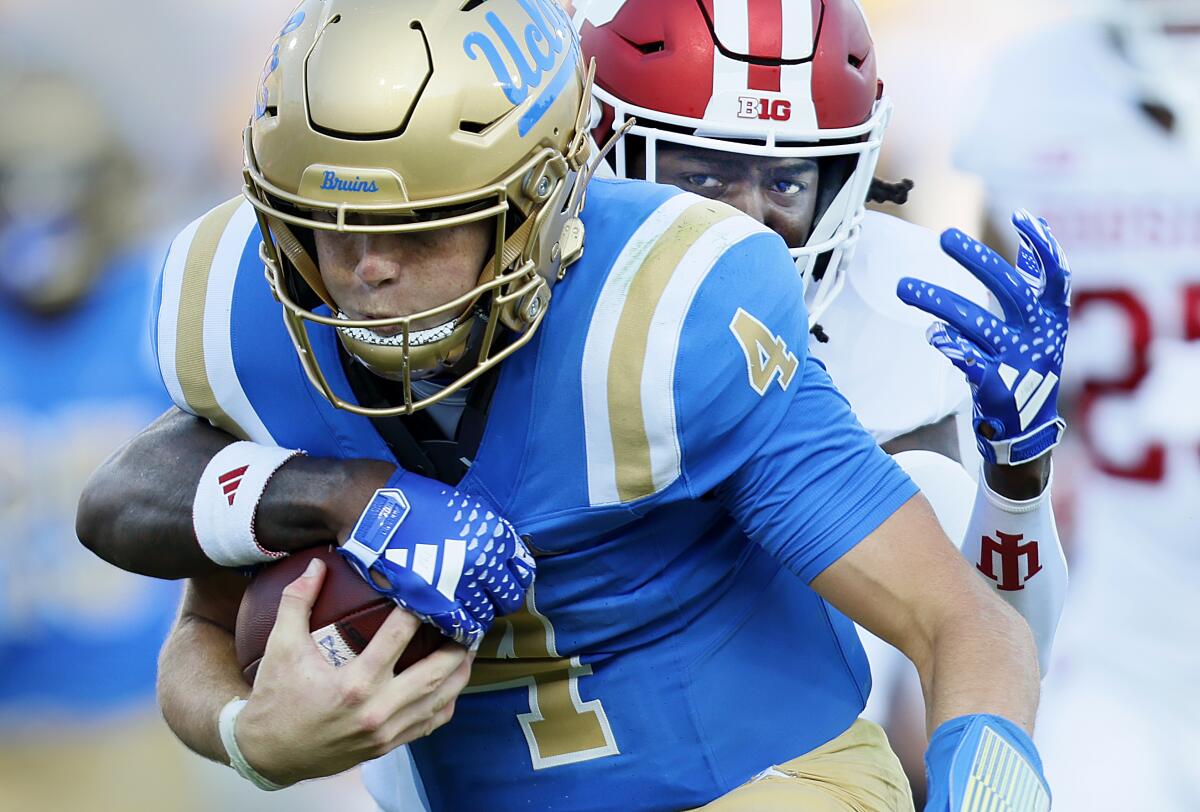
top-left (218, 697), bottom-right (287, 792)
top-left (193, 442), bottom-right (304, 566)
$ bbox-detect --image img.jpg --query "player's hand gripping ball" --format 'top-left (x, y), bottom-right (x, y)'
top-left (338, 469), bottom-right (535, 648)
top-left (898, 210), bottom-right (1071, 465)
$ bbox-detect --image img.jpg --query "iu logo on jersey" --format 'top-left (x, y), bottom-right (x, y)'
top-left (737, 96), bottom-right (792, 121)
top-left (977, 531), bottom-right (1042, 592)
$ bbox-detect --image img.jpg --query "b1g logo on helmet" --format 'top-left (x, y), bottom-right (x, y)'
top-left (463, 0), bottom-right (580, 136)
top-left (737, 96), bottom-right (792, 122)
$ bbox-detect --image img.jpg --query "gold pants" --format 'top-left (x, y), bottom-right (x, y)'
top-left (692, 719), bottom-right (916, 812)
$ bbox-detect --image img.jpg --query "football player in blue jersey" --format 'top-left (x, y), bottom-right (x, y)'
top-left (78, 2), bottom-right (1049, 810)
top-left (0, 67), bottom-right (184, 809)
top-left (574, 0), bottom-right (1070, 805)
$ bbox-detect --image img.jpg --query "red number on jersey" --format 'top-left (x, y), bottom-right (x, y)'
top-left (1074, 285), bottom-right (1200, 483)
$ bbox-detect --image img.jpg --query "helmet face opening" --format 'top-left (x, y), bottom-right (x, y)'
top-left (243, 0), bottom-right (595, 416)
top-left (577, 0), bottom-right (891, 328)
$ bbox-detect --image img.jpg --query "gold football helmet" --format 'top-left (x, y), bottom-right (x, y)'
top-left (243, 0), bottom-right (594, 415)
top-left (0, 69), bottom-right (137, 314)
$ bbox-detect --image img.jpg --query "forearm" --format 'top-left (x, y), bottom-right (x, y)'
top-left (917, 595), bottom-right (1039, 735)
top-left (157, 571), bottom-right (252, 764)
top-left (78, 409), bottom-right (233, 578)
top-left (77, 408), bottom-right (394, 579)
top-left (157, 611), bottom-right (250, 764)
top-left (256, 456), bottom-right (395, 551)
top-left (811, 496), bottom-right (1041, 735)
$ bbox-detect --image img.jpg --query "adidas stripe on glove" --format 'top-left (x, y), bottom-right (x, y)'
top-left (898, 210), bottom-right (1071, 465)
top-left (338, 469), bottom-right (535, 648)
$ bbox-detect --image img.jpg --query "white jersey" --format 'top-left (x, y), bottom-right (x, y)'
top-left (811, 210), bottom-right (979, 446)
top-left (960, 19), bottom-right (1200, 810)
top-left (960, 18), bottom-right (1200, 682)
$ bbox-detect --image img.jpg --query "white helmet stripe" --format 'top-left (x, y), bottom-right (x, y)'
top-left (780, 0), bottom-right (817, 60)
top-left (571, 0), bottom-right (628, 27)
top-left (779, 0), bottom-right (818, 127)
top-left (705, 0), bottom-right (817, 129)
top-left (713, 0), bottom-right (751, 52)
top-left (780, 63), bottom-right (819, 129)
top-left (712, 0), bottom-right (751, 100)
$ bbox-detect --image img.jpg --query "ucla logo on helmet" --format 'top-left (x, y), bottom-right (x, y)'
top-left (463, 0), bottom-right (580, 136)
top-left (255, 10), bottom-right (307, 119)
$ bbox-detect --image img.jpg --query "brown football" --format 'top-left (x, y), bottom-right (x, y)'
top-left (235, 545), bottom-right (443, 683)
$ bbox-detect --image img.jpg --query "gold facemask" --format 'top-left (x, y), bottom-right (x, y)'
top-left (242, 0), bottom-right (596, 416)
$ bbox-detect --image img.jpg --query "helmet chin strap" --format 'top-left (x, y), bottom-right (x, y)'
top-left (268, 216), bottom-right (338, 310)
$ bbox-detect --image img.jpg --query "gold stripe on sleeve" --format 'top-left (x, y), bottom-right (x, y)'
top-left (175, 197), bottom-right (247, 439)
top-left (607, 201), bottom-right (738, 503)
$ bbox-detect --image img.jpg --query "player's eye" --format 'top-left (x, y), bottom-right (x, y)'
top-left (769, 179), bottom-right (809, 196)
top-left (684, 174), bottom-right (724, 191)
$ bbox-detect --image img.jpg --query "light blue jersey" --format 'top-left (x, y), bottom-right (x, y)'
top-left (153, 178), bottom-right (917, 811)
top-left (0, 252), bottom-right (177, 722)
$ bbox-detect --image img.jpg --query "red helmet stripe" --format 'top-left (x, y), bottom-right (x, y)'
top-left (746, 0), bottom-right (784, 91)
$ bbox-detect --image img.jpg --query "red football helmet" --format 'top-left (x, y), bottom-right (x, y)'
top-left (575, 0), bottom-right (891, 326)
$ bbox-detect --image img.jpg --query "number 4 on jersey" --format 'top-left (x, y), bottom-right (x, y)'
top-left (729, 308), bottom-right (799, 395)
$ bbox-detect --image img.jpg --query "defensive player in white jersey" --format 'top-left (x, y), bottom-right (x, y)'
top-left (958, 2), bottom-right (1200, 809)
top-left (573, 0), bottom-right (1071, 794)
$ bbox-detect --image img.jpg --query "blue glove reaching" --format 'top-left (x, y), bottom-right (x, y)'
top-left (898, 210), bottom-right (1071, 465)
top-left (924, 714), bottom-right (1050, 812)
top-left (338, 469), bottom-right (535, 648)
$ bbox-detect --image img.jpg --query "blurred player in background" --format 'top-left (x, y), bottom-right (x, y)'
top-left (0, 65), bottom-right (185, 811)
top-left (959, 1), bottom-right (1200, 809)
top-left (0, 62), bottom-right (376, 812)
top-left (573, 0), bottom-right (1070, 801)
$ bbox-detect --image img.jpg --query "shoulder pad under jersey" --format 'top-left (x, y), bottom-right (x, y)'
top-left (576, 187), bottom-right (806, 506)
top-left (813, 211), bottom-right (984, 443)
top-left (150, 197), bottom-right (280, 442)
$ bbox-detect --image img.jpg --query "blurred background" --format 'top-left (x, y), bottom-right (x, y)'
top-left (0, 0), bottom-right (1195, 810)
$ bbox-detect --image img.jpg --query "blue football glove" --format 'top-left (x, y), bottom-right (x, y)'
top-left (924, 714), bottom-right (1050, 812)
top-left (338, 469), bottom-right (535, 648)
top-left (898, 210), bottom-right (1071, 465)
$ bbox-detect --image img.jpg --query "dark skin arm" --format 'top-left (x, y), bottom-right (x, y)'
top-left (882, 414), bottom-right (1050, 500)
top-left (76, 407), bottom-right (394, 579)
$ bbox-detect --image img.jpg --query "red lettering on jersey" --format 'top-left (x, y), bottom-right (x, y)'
top-left (977, 531), bottom-right (1042, 592)
top-left (1074, 290), bottom-right (1165, 482)
top-left (1184, 285), bottom-right (1200, 341)
top-left (1034, 203), bottom-right (1200, 251)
